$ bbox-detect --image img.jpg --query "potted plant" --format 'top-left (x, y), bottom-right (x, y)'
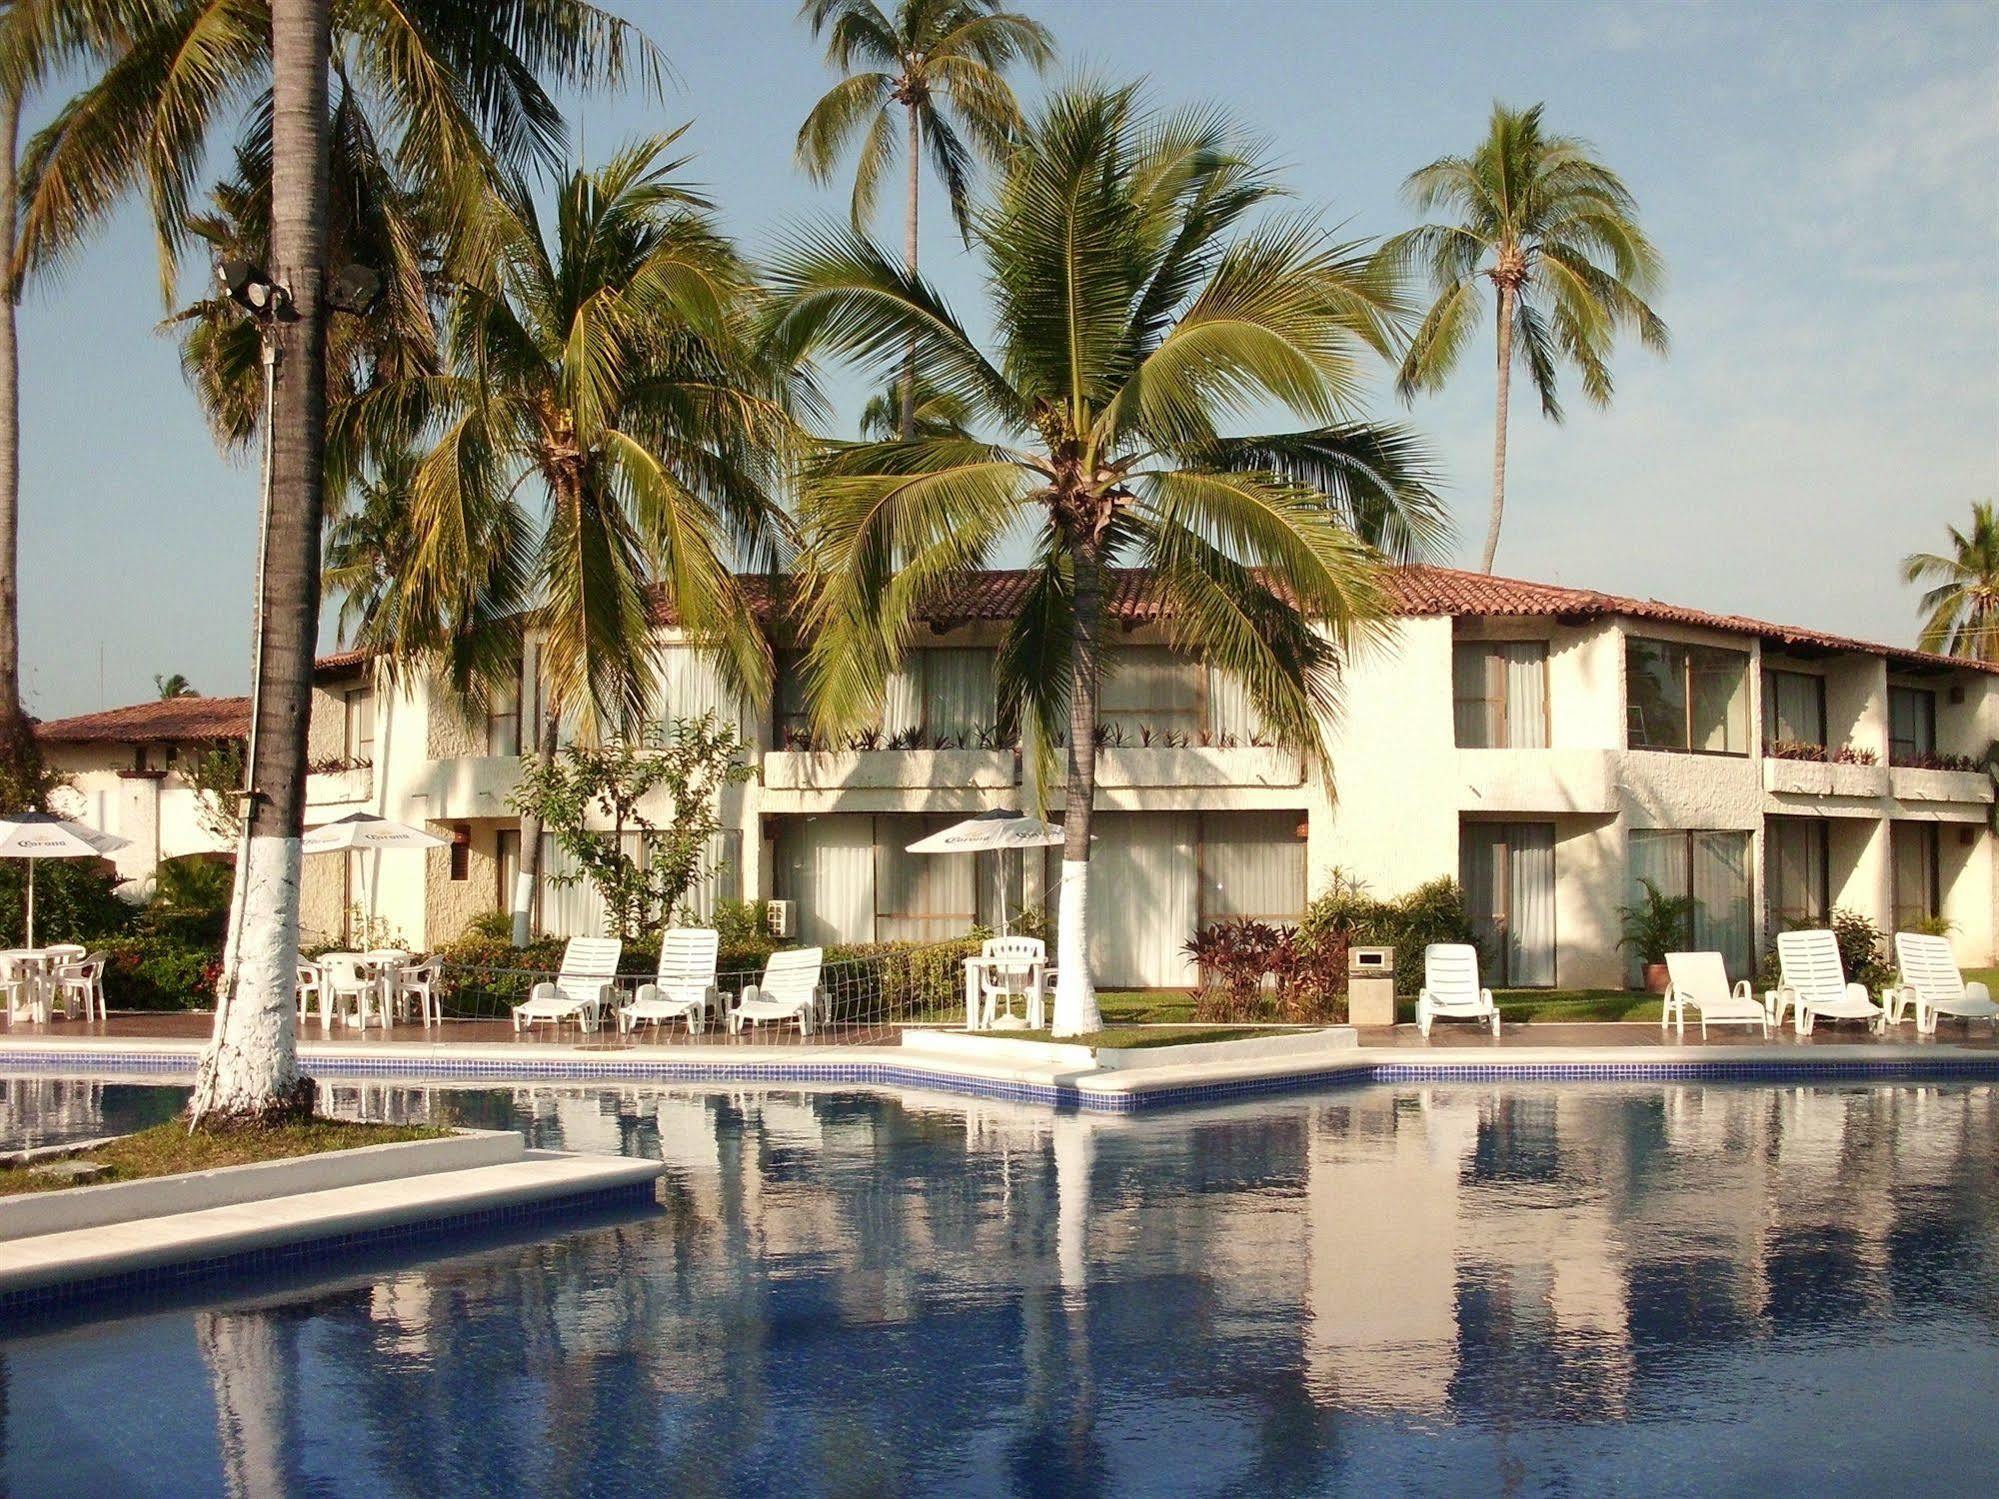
top-left (1618, 878), bottom-right (1695, 994)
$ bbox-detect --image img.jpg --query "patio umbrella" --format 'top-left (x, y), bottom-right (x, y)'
top-left (302, 813), bottom-right (447, 936)
top-left (905, 810), bottom-right (1065, 936)
top-left (0, 812), bottom-right (130, 948)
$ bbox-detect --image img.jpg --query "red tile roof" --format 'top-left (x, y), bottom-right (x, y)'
top-left (37, 695), bottom-right (251, 745)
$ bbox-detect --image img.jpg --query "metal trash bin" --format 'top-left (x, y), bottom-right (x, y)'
top-left (1348, 945), bottom-right (1396, 1027)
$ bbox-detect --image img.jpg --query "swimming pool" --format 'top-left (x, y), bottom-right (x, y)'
top-left (2, 1076), bottom-right (1995, 1496)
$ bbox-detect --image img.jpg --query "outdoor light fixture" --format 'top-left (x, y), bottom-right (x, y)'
top-left (215, 258), bottom-right (287, 315)
top-left (327, 262), bottom-right (381, 316)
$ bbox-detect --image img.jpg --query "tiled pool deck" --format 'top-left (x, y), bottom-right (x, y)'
top-left (1, 1011), bottom-right (1995, 1114)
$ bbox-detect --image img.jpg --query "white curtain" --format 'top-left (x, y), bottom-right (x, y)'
top-left (539, 831), bottom-right (643, 938)
top-left (775, 816), bottom-right (875, 946)
top-left (1691, 832), bottom-right (1752, 979)
top-left (883, 665), bottom-right (921, 738)
top-left (1206, 669), bottom-right (1261, 743)
top-left (1084, 813), bottom-right (1198, 987)
top-left (1627, 829), bottom-right (1691, 985)
top-left (1508, 823), bottom-right (1556, 985)
top-left (874, 814), bottom-right (976, 941)
top-left (1767, 818), bottom-right (1827, 925)
top-left (679, 830), bottom-right (742, 920)
top-left (1502, 644), bottom-right (1548, 748)
top-left (1198, 811), bottom-right (1305, 922)
top-left (653, 648), bottom-right (751, 738)
top-left (1102, 647), bottom-right (1201, 737)
top-left (922, 649), bottom-right (995, 741)
top-left (1453, 643), bottom-right (1546, 748)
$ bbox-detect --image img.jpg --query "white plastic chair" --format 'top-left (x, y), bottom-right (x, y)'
top-left (512, 937), bottom-right (623, 1034)
top-left (1416, 944), bottom-right (1499, 1038)
top-left (728, 948), bottom-right (823, 1037)
top-left (978, 937), bottom-right (1046, 1029)
top-left (1663, 951), bottom-right (1770, 1038)
top-left (296, 961), bottom-right (325, 1023)
top-left (0, 954), bottom-right (46, 1023)
top-left (394, 956), bottom-right (442, 1027)
top-left (1770, 929), bottom-right (1885, 1035)
top-left (1890, 932), bottom-right (1999, 1035)
top-left (49, 952), bottom-right (109, 1022)
top-left (620, 929), bottom-right (721, 1035)
top-left (323, 953), bottom-right (389, 1029)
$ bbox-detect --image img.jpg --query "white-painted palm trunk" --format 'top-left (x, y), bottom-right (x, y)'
top-left (1051, 859), bottom-right (1101, 1037)
top-left (194, 831), bottom-right (303, 1115)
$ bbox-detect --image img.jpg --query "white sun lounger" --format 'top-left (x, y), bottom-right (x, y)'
top-left (1416, 944), bottom-right (1499, 1038)
top-left (728, 948), bottom-right (823, 1037)
top-left (1890, 932), bottom-right (1999, 1034)
top-left (1663, 951), bottom-right (1770, 1038)
top-left (619, 928), bottom-right (721, 1035)
top-left (1769, 929), bottom-right (1884, 1036)
top-left (512, 937), bottom-right (623, 1034)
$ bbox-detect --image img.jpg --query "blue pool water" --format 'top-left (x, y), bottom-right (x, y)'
top-left (2, 1076), bottom-right (1996, 1497)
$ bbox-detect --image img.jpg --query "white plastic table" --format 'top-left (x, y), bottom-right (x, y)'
top-left (962, 955), bottom-right (1045, 1032)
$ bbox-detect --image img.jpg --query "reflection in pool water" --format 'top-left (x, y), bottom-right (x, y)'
top-left (1, 1077), bottom-right (1996, 1496)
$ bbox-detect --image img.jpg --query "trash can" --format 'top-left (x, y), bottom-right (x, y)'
top-left (1348, 945), bottom-right (1396, 1027)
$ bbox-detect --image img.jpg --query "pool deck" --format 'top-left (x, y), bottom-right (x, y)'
top-left (2, 1011), bottom-right (1996, 1112)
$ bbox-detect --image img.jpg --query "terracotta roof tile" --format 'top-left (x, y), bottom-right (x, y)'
top-left (37, 695), bottom-right (251, 744)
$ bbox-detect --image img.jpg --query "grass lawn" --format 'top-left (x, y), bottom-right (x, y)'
top-left (0, 1118), bottom-right (449, 1197)
top-left (1094, 987), bottom-right (1666, 1026)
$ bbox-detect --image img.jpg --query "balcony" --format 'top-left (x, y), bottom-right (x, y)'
top-left (1761, 756), bottom-right (1891, 801)
top-left (305, 763), bottom-right (373, 807)
top-left (1889, 763), bottom-right (1993, 806)
top-left (1457, 749), bottom-right (1618, 815)
top-left (1095, 745), bottom-right (1303, 790)
top-left (762, 748), bottom-right (1018, 793)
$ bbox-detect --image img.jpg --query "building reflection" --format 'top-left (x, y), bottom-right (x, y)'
top-left (2, 1077), bottom-right (1995, 1496)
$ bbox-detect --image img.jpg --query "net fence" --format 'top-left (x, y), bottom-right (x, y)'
top-left (436, 940), bottom-right (981, 1045)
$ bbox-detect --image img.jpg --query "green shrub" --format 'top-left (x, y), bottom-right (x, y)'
top-left (1294, 870), bottom-right (1475, 997)
top-left (152, 855), bottom-right (234, 915)
top-left (100, 926), bottom-right (220, 1010)
top-left (1758, 907), bottom-right (1891, 992)
top-left (0, 860), bottom-right (135, 947)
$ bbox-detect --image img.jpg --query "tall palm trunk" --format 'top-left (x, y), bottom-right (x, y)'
top-left (899, 100), bottom-right (919, 441)
top-left (0, 81), bottom-right (30, 796)
top-left (193, 0), bottom-right (332, 1122)
top-left (1481, 280), bottom-right (1516, 574)
top-left (1051, 541), bottom-right (1103, 1037)
top-left (510, 708), bottom-right (558, 944)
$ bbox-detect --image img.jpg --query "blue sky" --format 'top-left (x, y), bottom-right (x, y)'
top-left (16, 0), bottom-right (1997, 717)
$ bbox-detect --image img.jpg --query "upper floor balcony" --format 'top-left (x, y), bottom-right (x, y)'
top-left (1457, 748), bottom-right (1618, 816)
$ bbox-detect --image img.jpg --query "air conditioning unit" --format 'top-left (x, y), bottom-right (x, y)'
top-left (766, 899), bottom-right (796, 938)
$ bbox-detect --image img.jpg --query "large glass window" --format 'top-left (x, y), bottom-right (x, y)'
top-left (1627, 638), bottom-right (1749, 753)
top-left (485, 670), bottom-right (521, 757)
top-left (1766, 817), bottom-right (1829, 927)
top-left (1101, 646), bottom-right (1204, 741)
top-left (775, 650), bottom-right (812, 747)
top-left (1762, 669), bottom-right (1826, 750)
top-left (1454, 642), bottom-right (1550, 748)
top-left (1891, 823), bottom-right (1941, 930)
top-left (1628, 828), bottom-right (1753, 981)
top-left (1460, 821), bottom-right (1557, 986)
top-left (775, 814), bottom-right (1021, 946)
top-left (1198, 811), bottom-right (1308, 925)
top-left (342, 687), bottom-right (375, 763)
top-left (886, 649), bottom-right (997, 744)
top-left (1888, 687), bottom-right (1936, 765)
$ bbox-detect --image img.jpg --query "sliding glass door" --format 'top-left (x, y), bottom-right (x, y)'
top-left (1628, 828), bottom-right (1753, 982)
top-left (1460, 822), bottom-right (1557, 987)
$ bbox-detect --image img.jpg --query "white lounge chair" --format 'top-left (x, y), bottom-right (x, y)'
top-left (978, 937), bottom-right (1046, 1030)
top-left (1416, 944), bottom-right (1499, 1038)
top-left (1769, 929), bottom-right (1885, 1035)
top-left (620, 928), bottom-right (721, 1036)
top-left (728, 947), bottom-right (823, 1037)
top-left (1663, 951), bottom-right (1770, 1038)
top-left (1890, 932), bottom-right (1999, 1035)
top-left (512, 937), bottom-right (623, 1034)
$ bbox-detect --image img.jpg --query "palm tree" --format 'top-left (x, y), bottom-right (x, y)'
top-left (1385, 102), bottom-right (1666, 573)
top-left (795, 0), bottom-right (1052, 437)
top-left (767, 83), bottom-right (1443, 1036)
top-left (1902, 502), bottom-right (1999, 663)
top-left (155, 672), bottom-right (198, 698)
top-left (346, 136), bottom-right (799, 944)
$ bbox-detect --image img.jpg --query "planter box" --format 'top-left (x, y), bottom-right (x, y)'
top-left (0, 1129), bottom-right (521, 1243)
top-left (1889, 765), bottom-right (1994, 805)
top-left (1095, 746), bottom-right (1303, 789)
top-left (762, 749), bottom-right (1016, 792)
top-left (1761, 758), bottom-right (1890, 800)
top-left (1458, 749), bottom-right (1618, 815)
top-left (306, 765), bottom-right (374, 806)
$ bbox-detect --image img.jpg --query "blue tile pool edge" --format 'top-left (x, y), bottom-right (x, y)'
top-left (2, 1045), bottom-right (1995, 1114)
top-left (0, 1177), bottom-right (659, 1321)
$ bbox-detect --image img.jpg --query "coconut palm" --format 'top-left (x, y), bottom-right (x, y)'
top-left (345, 136), bottom-right (799, 943)
top-left (767, 82), bottom-right (1444, 1035)
top-left (795, 0), bottom-right (1052, 436)
top-left (1385, 102), bottom-right (1666, 573)
top-left (1902, 501), bottom-right (1999, 664)
top-left (154, 672), bottom-right (198, 698)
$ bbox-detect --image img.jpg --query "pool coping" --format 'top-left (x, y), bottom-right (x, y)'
top-left (2, 1032), bottom-right (1996, 1114)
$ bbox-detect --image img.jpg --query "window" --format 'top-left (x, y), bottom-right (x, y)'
top-left (449, 826), bottom-right (471, 882)
top-left (1762, 669), bottom-right (1826, 750)
top-left (775, 650), bottom-right (812, 747)
top-left (1891, 823), bottom-right (1940, 930)
top-left (1766, 817), bottom-right (1828, 927)
top-left (775, 814), bottom-right (1021, 945)
top-left (1454, 642), bottom-right (1549, 748)
top-left (495, 830), bottom-right (522, 924)
top-left (886, 649), bottom-right (997, 743)
top-left (1626, 638), bottom-right (1749, 753)
top-left (485, 670), bottom-right (521, 757)
top-left (1460, 821), bottom-right (1556, 985)
top-left (1628, 828), bottom-right (1753, 980)
top-left (342, 687), bottom-right (375, 763)
top-left (1197, 811), bottom-right (1308, 925)
top-left (1101, 646), bottom-right (1204, 740)
top-left (1889, 687), bottom-right (1936, 765)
